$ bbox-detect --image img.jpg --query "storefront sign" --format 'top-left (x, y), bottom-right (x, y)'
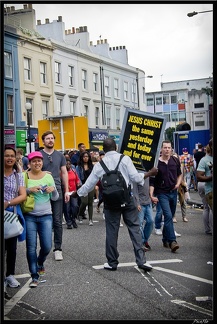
top-left (4, 129), bottom-right (15, 145)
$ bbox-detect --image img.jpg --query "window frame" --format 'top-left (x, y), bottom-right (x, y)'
top-left (24, 57), bottom-right (31, 81)
top-left (4, 52), bottom-right (12, 78)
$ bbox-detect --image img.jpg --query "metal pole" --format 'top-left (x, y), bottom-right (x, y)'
top-left (27, 110), bottom-right (31, 153)
top-left (11, 44), bottom-right (17, 148)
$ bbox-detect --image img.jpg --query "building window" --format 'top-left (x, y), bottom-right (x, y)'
top-left (70, 101), bottom-right (75, 115)
top-left (104, 76), bottom-right (110, 96)
top-left (26, 98), bottom-right (33, 125)
top-left (156, 96), bottom-right (162, 105)
top-left (114, 78), bottom-right (119, 98)
top-left (194, 103), bottom-right (204, 109)
top-left (55, 62), bottom-right (61, 83)
top-left (24, 57), bottom-right (31, 81)
top-left (95, 107), bottom-right (99, 126)
top-left (40, 62), bottom-right (47, 84)
top-left (7, 95), bottom-right (13, 124)
top-left (93, 73), bottom-right (98, 92)
top-left (4, 52), bottom-right (12, 78)
top-left (116, 107), bottom-right (120, 129)
top-left (56, 98), bottom-right (63, 115)
top-left (163, 113), bottom-right (170, 123)
top-left (68, 65), bottom-right (74, 87)
top-left (82, 69), bottom-right (87, 90)
top-left (171, 95), bottom-right (177, 104)
top-left (42, 100), bottom-right (48, 119)
top-left (124, 81), bottom-right (128, 100)
top-left (106, 104), bottom-right (111, 128)
top-left (84, 105), bottom-right (88, 117)
top-left (132, 82), bottom-right (136, 103)
top-left (163, 94), bottom-right (169, 104)
top-left (147, 98), bottom-right (154, 106)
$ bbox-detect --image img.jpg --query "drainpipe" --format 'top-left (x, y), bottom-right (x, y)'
top-left (100, 66), bottom-right (105, 124)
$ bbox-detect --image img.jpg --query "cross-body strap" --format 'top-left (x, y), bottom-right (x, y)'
top-left (100, 154), bottom-right (124, 173)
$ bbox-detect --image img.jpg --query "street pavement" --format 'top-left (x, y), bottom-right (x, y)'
top-left (3, 189), bottom-right (213, 321)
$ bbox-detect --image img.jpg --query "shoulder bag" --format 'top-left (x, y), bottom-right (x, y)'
top-left (21, 171), bottom-right (35, 213)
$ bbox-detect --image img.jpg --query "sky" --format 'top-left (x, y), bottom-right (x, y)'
top-left (5, 2), bottom-right (213, 92)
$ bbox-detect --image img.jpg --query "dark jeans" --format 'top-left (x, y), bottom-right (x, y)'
top-left (157, 190), bottom-right (177, 244)
top-left (5, 236), bottom-right (18, 277)
top-left (51, 188), bottom-right (63, 251)
top-left (64, 196), bottom-right (79, 225)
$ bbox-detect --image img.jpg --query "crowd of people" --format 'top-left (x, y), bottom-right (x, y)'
top-left (4, 134), bottom-right (212, 294)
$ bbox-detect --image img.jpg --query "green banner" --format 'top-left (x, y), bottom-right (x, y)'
top-left (16, 130), bottom-right (27, 147)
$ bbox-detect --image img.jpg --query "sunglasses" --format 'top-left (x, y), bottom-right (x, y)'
top-left (48, 155), bottom-right (53, 163)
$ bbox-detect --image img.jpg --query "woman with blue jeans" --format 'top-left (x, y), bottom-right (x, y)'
top-left (133, 178), bottom-right (154, 251)
top-left (23, 151), bottom-right (59, 288)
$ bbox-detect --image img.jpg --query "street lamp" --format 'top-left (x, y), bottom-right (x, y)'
top-left (135, 75), bottom-right (153, 109)
top-left (25, 102), bottom-right (32, 153)
top-left (187, 10), bottom-right (213, 17)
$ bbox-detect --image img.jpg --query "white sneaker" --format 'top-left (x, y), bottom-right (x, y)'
top-left (119, 222), bottom-right (124, 227)
top-left (155, 228), bottom-right (162, 235)
top-left (54, 250), bottom-right (63, 261)
top-left (175, 231), bottom-right (181, 237)
top-left (94, 199), bottom-right (99, 203)
top-left (89, 220), bottom-right (93, 226)
top-left (5, 275), bottom-right (20, 288)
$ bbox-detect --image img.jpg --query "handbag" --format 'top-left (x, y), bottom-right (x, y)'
top-left (4, 210), bottom-right (24, 239)
top-left (21, 171), bottom-right (35, 213)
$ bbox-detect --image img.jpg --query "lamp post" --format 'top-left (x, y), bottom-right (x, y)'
top-left (25, 102), bottom-right (32, 153)
top-left (136, 75), bottom-right (153, 109)
top-left (187, 10), bottom-right (213, 17)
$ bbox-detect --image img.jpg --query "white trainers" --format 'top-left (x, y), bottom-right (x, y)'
top-left (155, 228), bottom-right (162, 235)
top-left (119, 222), bottom-right (124, 227)
top-left (94, 199), bottom-right (99, 203)
top-left (175, 231), bottom-right (181, 237)
top-left (89, 220), bottom-right (93, 226)
top-left (104, 262), bottom-right (117, 271)
top-left (54, 250), bottom-right (63, 261)
top-left (5, 275), bottom-right (20, 288)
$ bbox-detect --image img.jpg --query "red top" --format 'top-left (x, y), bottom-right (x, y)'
top-left (68, 169), bottom-right (80, 192)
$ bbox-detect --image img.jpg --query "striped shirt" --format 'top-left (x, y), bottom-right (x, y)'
top-left (4, 170), bottom-right (24, 202)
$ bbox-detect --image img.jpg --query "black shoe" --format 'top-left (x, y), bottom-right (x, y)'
top-left (72, 222), bottom-right (78, 228)
top-left (163, 241), bottom-right (170, 248)
top-left (67, 225), bottom-right (72, 229)
top-left (82, 215), bottom-right (87, 219)
top-left (138, 263), bottom-right (153, 271)
top-left (104, 262), bottom-right (117, 271)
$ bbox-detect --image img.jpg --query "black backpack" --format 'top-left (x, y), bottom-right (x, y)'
top-left (100, 154), bottom-right (130, 210)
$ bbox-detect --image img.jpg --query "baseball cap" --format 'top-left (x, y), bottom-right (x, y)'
top-left (182, 148), bottom-right (188, 154)
top-left (28, 151), bottom-right (43, 161)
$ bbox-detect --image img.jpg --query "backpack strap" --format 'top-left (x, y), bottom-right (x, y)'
top-left (115, 154), bottom-right (124, 171)
top-left (100, 154), bottom-right (124, 174)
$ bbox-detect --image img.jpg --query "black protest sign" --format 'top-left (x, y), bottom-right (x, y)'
top-left (118, 109), bottom-right (166, 172)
